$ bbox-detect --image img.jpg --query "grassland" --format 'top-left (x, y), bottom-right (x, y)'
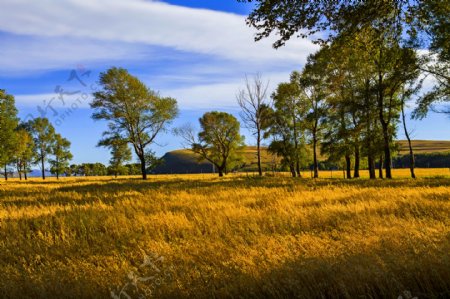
top-left (0, 169), bottom-right (449, 298)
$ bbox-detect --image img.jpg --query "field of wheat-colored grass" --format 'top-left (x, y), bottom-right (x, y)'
top-left (0, 169), bottom-right (449, 298)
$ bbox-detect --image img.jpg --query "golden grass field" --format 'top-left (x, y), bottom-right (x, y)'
top-left (0, 169), bottom-right (449, 298)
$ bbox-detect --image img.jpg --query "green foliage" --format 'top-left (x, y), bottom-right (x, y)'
top-left (49, 133), bottom-right (73, 179)
top-left (92, 67), bottom-right (178, 179)
top-left (25, 117), bottom-right (56, 179)
top-left (13, 127), bottom-right (35, 179)
top-left (241, 0), bottom-right (449, 117)
top-left (98, 135), bottom-right (132, 177)
top-left (0, 90), bottom-right (19, 179)
top-left (186, 111), bottom-right (245, 176)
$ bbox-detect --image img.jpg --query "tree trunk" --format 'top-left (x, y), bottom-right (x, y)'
top-left (354, 145), bottom-right (360, 178)
top-left (56, 157), bottom-right (59, 180)
top-left (313, 133), bottom-right (318, 178)
top-left (139, 156), bottom-right (147, 180)
top-left (378, 155), bottom-right (384, 179)
top-left (4, 163), bottom-right (7, 181)
top-left (381, 125), bottom-right (392, 179)
top-left (296, 161), bottom-right (302, 178)
top-left (218, 167), bottom-right (224, 177)
top-left (368, 154), bottom-right (376, 179)
top-left (290, 164), bottom-right (296, 178)
top-left (41, 155), bottom-right (46, 180)
top-left (24, 164), bottom-right (28, 180)
top-left (256, 131), bottom-right (262, 176)
top-left (401, 101), bottom-right (416, 179)
top-left (345, 154), bottom-right (352, 179)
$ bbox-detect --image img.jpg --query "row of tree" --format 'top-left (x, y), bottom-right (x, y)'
top-left (67, 163), bottom-right (141, 177)
top-left (232, 0), bottom-right (449, 179)
top-left (0, 90), bottom-right (72, 180)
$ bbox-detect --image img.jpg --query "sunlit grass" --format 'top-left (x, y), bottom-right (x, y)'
top-left (0, 170), bottom-right (449, 298)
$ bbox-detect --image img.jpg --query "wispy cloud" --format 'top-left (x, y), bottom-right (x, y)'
top-left (0, 0), bottom-right (316, 72)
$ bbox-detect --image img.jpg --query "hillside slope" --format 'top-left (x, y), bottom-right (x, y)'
top-left (152, 140), bottom-right (450, 174)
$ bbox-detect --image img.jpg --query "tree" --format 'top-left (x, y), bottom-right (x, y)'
top-left (175, 112), bottom-right (245, 177)
top-left (26, 117), bottom-right (56, 180)
top-left (99, 136), bottom-right (132, 178)
top-left (236, 74), bottom-right (270, 176)
top-left (13, 128), bottom-right (35, 180)
top-left (50, 133), bottom-right (73, 179)
top-left (267, 75), bottom-right (308, 177)
top-left (0, 90), bottom-right (19, 180)
top-left (241, 0), bottom-right (449, 117)
top-left (300, 58), bottom-right (328, 178)
top-left (91, 67), bottom-right (178, 180)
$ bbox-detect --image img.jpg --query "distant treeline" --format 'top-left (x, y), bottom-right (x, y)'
top-left (67, 163), bottom-right (141, 176)
top-left (393, 152), bottom-right (450, 168)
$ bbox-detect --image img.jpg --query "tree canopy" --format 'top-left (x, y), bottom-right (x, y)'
top-left (91, 67), bottom-right (178, 179)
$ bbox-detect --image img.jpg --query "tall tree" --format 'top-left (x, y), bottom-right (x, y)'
top-left (236, 74), bottom-right (270, 176)
top-left (300, 57), bottom-right (328, 178)
top-left (27, 117), bottom-right (56, 180)
top-left (241, 0), bottom-right (449, 117)
top-left (0, 90), bottom-right (19, 180)
top-left (91, 67), bottom-right (178, 180)
top-left (14, 128), bottom-right (35, 180)
top-left (268, 74), bottom-right (308, 177)
top-left (50, 133), bottom-right (73, 179)
top-left (175, 112), bottom-right (245, 177)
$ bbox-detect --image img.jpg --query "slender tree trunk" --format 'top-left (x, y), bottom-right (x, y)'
top-left (368, 154), bottom-right (376, 179)
top-left (256, 131), bottom-right (262, 176)
top-left (313, 131), bottom-right (318, 178)
top-left (381, 125), bottom-right (392, 179)
top-left (24, 163), bottom-right (28, 180)
top-left (296, 161), bottom-right (302, 178)
top-left (41, 155), bottom-right (45, 180)
top-left (290, 164), bottom-right (296, 178)
top-left (56, 157), bottom-right (59, 180)
top-left (378, 155), bottom-right (384, 179)
top-left (354, 145), bottom-right (360, 178)
top-left (345, 154), bottom-right (352, 179)
top-left (401, 101), bottom-right (416, 179)
top-left (139, 155), bottom-right (147, 180)
top-left (4, 163), bottom-right (7, 181)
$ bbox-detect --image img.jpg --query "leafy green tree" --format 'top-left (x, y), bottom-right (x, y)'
top-left (13, 128), bottom-right (35, 180)
top-left (92, 67), bottom-right (178, 180)
top-left (241, 0), bottom-right (449, 117)
top-left (26, 117), bottom-right (56, 180)
top-left (50, 133), bottom-right (73, 179)
top-left (300, 58), bottom-right (328, 178)
top-left (267, 75), bottom-right (308, 177)
top-left (0, 90), bottom-right (19, 180)
top-left (176, 112), bottom-right (245, 177)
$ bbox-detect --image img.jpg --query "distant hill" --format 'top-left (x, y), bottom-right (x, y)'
top-left (152, 140), bottom-right (450, 174)
top-left (397, 140), bottom-right (450, 154)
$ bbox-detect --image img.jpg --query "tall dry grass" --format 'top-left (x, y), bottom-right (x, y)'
top-left (0, 171), bottom-right (449, 298)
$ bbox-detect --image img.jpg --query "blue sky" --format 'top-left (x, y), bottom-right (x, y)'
top-left (0, 0), bottom-right (448, 165)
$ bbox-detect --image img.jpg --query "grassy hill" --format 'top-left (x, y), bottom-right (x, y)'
top-left (152, 140), bottom-right (450, 174)
top-left (397, 140), bottom-right (450, 154)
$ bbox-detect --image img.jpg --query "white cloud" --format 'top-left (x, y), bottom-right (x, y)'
top-left (161, 71), bottom-right (291, 109)
top-left (0, 0), bottom-right (316, 69)
top-left (14, 71), bottom-right (292, 110)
